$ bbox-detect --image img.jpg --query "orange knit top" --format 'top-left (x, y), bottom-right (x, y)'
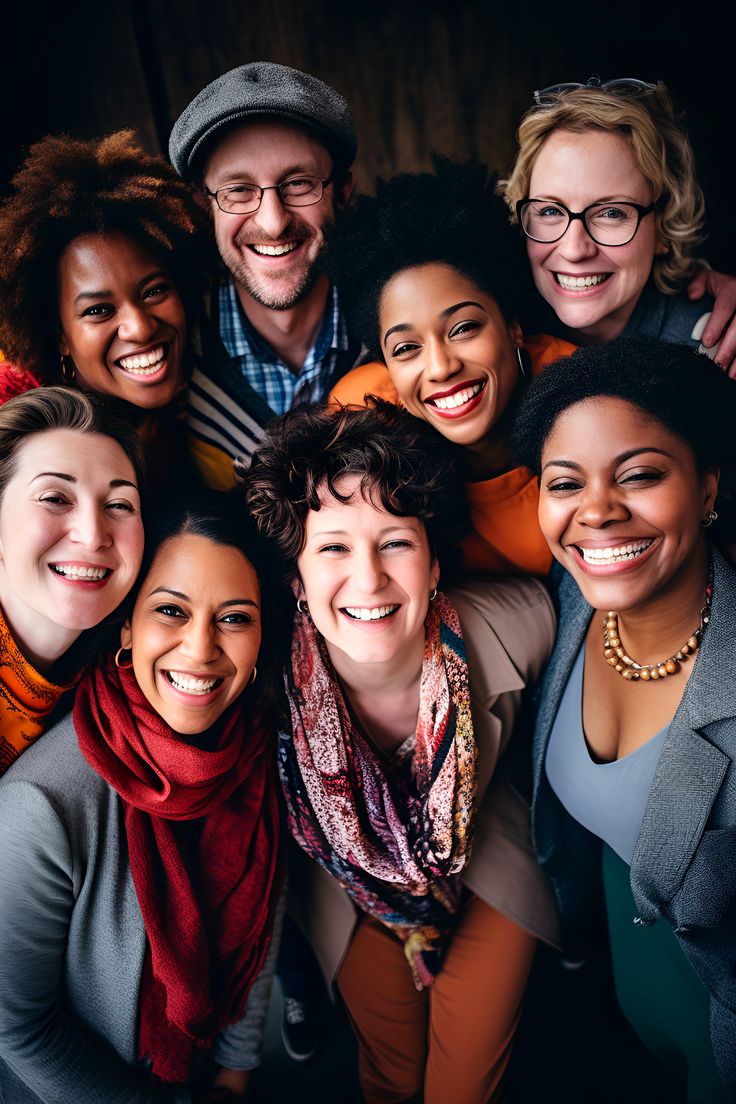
top-left (330, 334), bottom-right (577, 576)
top-left (0, 606), bottom-right (77, 776)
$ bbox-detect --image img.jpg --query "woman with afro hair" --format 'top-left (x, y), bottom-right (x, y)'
top-left (328, 156), bottom-right (576, 577)
top-left (0, 130), bottom-right (253, 491)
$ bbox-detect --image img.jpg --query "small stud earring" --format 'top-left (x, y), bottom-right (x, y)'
top-left (702, 509), bottom-right (719, 528)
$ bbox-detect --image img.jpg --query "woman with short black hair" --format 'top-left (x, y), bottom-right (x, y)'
top-left (514, 335), bottom-right (736, 1101)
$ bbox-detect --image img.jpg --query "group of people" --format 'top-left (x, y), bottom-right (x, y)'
top-left (0, 60), bottom-right (734, 1104)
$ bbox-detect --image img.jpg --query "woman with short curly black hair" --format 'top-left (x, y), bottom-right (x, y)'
top-left (514, 335), bottom-right (736, 1101)
top-left (242, 399), bottom-right (560, 1103)
top-left (327, 157), bottom-right (576, 577)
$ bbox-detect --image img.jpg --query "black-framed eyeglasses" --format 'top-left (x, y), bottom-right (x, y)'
top-left (533, 74), bottom-right (661, 106)
top-left (516, 199), bottom-right (656, 247)
top-left (205, 173), bottom-right (334, 214)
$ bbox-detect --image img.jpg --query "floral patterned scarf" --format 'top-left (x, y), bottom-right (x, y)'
top-left (280, 592), bottom-right (477, 989)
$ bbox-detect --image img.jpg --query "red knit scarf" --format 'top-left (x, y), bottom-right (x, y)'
top-left (74, 655), bottom-right (281, 1082)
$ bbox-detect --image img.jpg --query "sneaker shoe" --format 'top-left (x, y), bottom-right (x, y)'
top-left (281, 997), bottom-right (320, 1062)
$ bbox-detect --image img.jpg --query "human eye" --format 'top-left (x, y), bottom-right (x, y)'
top-left (142, 281), bottom-right (171, 301)
top-left (153, 603), bottom-right (185, 618)
top-left (619, 467), bottom-right (664, 485)
top-left (319, 543), bottom-right (349, 554)
top-left (280, 176), bottom-right (317, 196)
top-left (449, 319), bottom-right (482, 339)
top-left (390, 340), bottom-right (421, 358)
top-left (106, 499), bottom-right (136, 514)
top-left (381, 538), bottom-right (414, 551)
top-left (591, 204), bottom-right (634, 223)
top-left (80, 302), bottom-right (114, 318)
top-left (535, 203), bottom-right (566, 219)
top-left (38, 491), bottom-right (71, 507)
top-left (225, 183), bottom-right (258, 197)
top-left (544, 477), bottom-right (583, 494)
top-left (219, 610), bottom-right (256, 626)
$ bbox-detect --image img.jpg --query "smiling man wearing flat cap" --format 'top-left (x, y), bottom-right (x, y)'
top-left (170, 62), bottom-right (362, 486)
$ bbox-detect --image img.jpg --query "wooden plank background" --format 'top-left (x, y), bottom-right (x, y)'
top-left (5, 0), bottom-right (735, 267)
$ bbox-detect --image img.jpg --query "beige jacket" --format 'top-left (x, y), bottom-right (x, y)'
top-left (287, 576), bottom-right (561, 985)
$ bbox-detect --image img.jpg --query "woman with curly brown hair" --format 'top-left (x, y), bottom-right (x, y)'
top-left (0, 130), bottom-right (253, 489)
top-left (242, 400), bottom-right (560, 1104)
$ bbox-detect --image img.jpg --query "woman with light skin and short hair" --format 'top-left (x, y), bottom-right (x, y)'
top-left (504, 77), bottom-right (736, 372)
top-left (243, 401), bottom-right (560, 1104)
top-left (0, 386), bottom-right (144, 775)
top-left (0, 494), bottom-right (284, 1104)
top-left (513, 335), bottom-right (736, 1101)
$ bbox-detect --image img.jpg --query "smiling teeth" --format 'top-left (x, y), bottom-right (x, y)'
top-left (51, 564), bottom-right (109, 579)
top-left (556, 273), bottom-right (609, 289)
top-left (344, 605), bottom-right (399, 621)
top-left (251, 242), bottom-right (299, 256)
top-left (167, 672), bottom-right (220, 694)
top-left (579, 540), bottom-right (653, 565)
top-left (118, 346), bottom-right (165, 373)
top-left (431, 383), bottom-right (483, 410)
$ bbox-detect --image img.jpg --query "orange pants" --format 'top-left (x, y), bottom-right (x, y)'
top-left (336, 893), bottom-right (536, 1104)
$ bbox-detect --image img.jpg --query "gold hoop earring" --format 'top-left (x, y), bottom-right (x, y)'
top-left (60, 355), bottom-right (76, 385)
top-left (114, 646), bottom-right (134, 669)
top-left (248, 665), bottom-right (258, 685)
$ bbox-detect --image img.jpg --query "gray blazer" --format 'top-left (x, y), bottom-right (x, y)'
top-left (0, 714), bottom-right (280, 1104)
top-left (532, 547), bottom-right (736, 1097)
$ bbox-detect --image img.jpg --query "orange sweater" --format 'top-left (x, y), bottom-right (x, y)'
top-left (330, 334), bottom-right (576, 576)
top-left (0, 607), bottom-right (77, 776)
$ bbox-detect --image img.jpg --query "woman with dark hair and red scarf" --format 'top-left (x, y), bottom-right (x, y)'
top-left (243, 401), bottom-right (559, 1104)
top-left (0, 494), bottom-right (283, 1104)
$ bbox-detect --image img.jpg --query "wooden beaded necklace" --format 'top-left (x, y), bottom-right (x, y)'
top-left (602, 573), bottom-right (712, 683)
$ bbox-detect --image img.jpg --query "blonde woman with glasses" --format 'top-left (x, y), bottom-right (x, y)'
top-left (504, 76), bottom-right (736, 374)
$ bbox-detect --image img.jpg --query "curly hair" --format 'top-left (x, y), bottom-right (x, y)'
top-left (503, 86), bottom-right (705, 294)
top-left (238, 399), bottom-right (470, 582)
top-left (0, 130), bottom-right (216, 376)
top-left (512, 335), bottom-right (736, 479)
top-left (323, 156), bottom-right (531, 360)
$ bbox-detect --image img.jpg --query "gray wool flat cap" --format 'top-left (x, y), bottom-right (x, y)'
top-left (169, 61), bottom-right (357, 178)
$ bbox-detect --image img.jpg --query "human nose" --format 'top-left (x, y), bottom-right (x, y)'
top-left (351, 546), bottom-right (388, 595)
top-left (178, 616), bottom-right (220, 665)
top-left (556, 216), bottom-right (599, 262)
top-left (69, 504), bottom-right (113, 550)
top-left (425, 338), bottom-right (462, 383)
top-left (116, 301), bottom-right (158, 344)
top-left (575, 480), bottom-right (630, 528)
top-left (250, 187), bottom-right (292, 240)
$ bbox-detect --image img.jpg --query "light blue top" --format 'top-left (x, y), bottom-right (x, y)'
top-left (545, 646), bottom-right (668, 865)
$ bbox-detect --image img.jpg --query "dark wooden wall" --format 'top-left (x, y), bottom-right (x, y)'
top-left (5, 0), bottom-right (735, 267)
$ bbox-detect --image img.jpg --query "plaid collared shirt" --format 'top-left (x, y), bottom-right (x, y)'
top-left (218, 279), bottom-right (350, 417)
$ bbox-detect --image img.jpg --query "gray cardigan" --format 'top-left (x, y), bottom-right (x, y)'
top-left (532, 547), bottom-right (736, 1098)
top-left (0, 713), bottom-right (279, 1104)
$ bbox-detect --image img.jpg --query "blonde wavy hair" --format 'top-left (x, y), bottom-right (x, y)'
top-left (503, 86), bottom-right (705, 293)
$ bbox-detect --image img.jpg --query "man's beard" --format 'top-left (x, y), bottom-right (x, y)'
top-left (219, 217), bottom-right (329, 311)
top-left (232, 255), bottom-right (322, 310)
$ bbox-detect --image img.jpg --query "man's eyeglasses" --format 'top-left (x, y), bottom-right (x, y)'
top-left (516, 199), bottom-right (656, 247)
top-left (533, 74), bottom-right (660, 107)
top-left (205, 174), bottom-right (334, 214)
